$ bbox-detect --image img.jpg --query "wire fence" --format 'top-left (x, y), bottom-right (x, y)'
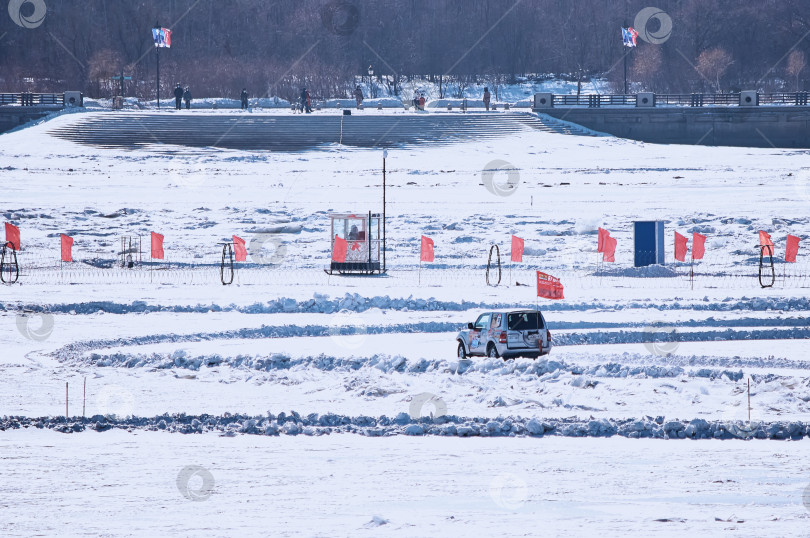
top-left (4, 247), bottom-right (809, 291)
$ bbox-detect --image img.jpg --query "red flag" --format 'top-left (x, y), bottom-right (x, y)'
top-left (674, 232), bottom-right (688, 262)
top-left (786, 234), bottom-right (800, 263)
top-left (602, 235), bottom-right (617, 262)
top-left (692, 232), bottom-right (706, 260)
top-left (597, 227), bottom-right (610, 253)
top-left (511, 235), bottom-right (524, 262)
top-left (60, 234), bottom-right (73, 262)
top-left (332, 235), bottom-right (347, 262)
top-left (420, 235), bottom-right (434, 262)
top-left (759, 230), bottom-right (774, 256)
top-left (4, 222), bottom-right (20, 250)
top-left (232, 235), bottom-right (247, 262)
top-left (151, 232), bottom-right (164, 259)
top-left (536, 271), bottom-right (564, 300)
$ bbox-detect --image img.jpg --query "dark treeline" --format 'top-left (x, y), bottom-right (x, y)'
top-left (1, 0), bottom-right (809, 101)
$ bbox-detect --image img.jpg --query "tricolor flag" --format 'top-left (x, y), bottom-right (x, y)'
top-left (622, 27), bottom-right (638, 48)
top-left (152, 27), bottom-right (172, 48)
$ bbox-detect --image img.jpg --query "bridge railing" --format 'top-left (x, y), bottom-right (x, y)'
top-left (0, 93), bottom-right (65, 107)
top-left (543, 92), bottom-right (810, 108)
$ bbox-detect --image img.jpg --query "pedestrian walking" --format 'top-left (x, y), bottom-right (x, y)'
top-left (174, 83), bottom-right (183, 110)
top-left (354, 85), bottom-right (364, 108)
top-left (240, 88), bottom-right (249, 110)
top-left (183, 86), bottom-right (192, 109)
top-left (483, 87), bottom-right (491, 111)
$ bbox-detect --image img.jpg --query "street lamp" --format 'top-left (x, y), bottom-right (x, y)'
top-left (367, 65), bottom-right (374, 98)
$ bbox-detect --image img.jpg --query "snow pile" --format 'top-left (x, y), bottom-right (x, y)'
top-left (4, 413), bottom-right (808, 441)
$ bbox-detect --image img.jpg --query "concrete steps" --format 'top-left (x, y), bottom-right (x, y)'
top-left (48, 111), bottom-right (590, 151)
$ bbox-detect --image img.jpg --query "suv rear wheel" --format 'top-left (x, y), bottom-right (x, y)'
top-left (487, 344), bottom-right (499, 359)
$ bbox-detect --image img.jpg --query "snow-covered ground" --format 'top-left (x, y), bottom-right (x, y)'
top-left (1, 108), bottom-right (809, 535)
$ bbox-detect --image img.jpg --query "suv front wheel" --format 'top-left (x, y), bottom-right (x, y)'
top-left (457, 342), bottom-right (467, 359)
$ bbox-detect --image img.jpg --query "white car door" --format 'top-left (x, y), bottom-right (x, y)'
top-left (468, 313), bottom-right (490, 356)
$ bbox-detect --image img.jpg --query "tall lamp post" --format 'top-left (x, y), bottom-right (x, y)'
top-left (368, 65), bottom-right (374, 98)
top-left (154, 22), bottom-right (161, 108)
top-left (382, 148), bottom-right (387, 273)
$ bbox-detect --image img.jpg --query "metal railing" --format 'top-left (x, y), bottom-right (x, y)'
top-left (544, 92), bottom-right (810, 108)
top-left (0, 93), bottom-right (65, 106)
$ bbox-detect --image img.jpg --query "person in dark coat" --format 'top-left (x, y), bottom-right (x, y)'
top-left (240, 88), bottom-right (248, 109)
top-left (174, 83), bottom-right (183, 110)
top-left (354, 85), bottom-right (363, 108)
top-left (483, 87), bottom-right (491, 111)
top-left (300, 88), bottom-right (312, 113)
top-left (183, 87), bottom-right (192, 109)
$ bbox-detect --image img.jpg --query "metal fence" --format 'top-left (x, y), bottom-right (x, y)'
top-left (4, 248), bottom-right (808, 290)
top-left (547, 92), bottom-right (810, 108)
top-left (0, 93), bottom-right (65, 106)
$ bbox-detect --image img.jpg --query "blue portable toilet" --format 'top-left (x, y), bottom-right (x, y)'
top-left (633, 221), bottom-right (665, 267)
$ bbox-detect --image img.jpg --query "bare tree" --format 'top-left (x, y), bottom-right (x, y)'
top-left (631, 46), bottom-right (663, 92)
top-left (696, 47), bottom-right (734, 92)
top-left (787, 50), bottom-right (806, 91)
top-left (88, 49), bottom-right (123, 97)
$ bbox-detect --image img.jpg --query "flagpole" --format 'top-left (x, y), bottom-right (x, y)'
top-left (624, 52), bottom-right (628, 95)
top-left (154, 22), bottom-right (160, 109)
top-left (690, 256), bottom-right (694, 290)
top-left (382, 149), bottom-right (387, 273)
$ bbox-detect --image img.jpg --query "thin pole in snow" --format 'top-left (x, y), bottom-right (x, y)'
top-left (383, 149), bottom-right (387, 273)
top-left (690, 256), bottom-right (694, 290)
top-left (419, 259), bottom-right (421, 286)
top-left (747, 378), bottom-right (751, 422)
top-left (83, 377), bottom-right (86, 418)
top-left (65, 382), bottom-right (69, 419)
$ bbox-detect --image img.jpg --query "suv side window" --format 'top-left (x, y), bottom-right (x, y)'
top-left (491, 314), bottom-right (502, 329)
top-left (473, 314), bottom-right (489, 330)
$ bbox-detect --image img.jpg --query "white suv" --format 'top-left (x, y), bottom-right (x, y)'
top-left (456, 310), bottom-right (551, 359)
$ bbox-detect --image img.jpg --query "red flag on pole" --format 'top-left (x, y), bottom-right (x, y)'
top-left (786, 234), bottom-right (800, 263)
top-left (759, 230), bottom-right (774, 255)
top-left (332, 235), bottom-right (348, 262)
top-left (150, 232), bottom-right (164, 259)
top-left (692, 232), bottom-right (706, 260)
top-left (536, 271), bottom-right (564, 300)
top-left (420, 235), bottom-right (434, 262)
top-left (4, 222), bottom-right (20, 250)
top-left (511, 235), bottom-right (524, 262)
top-left (597, 227), bottom-right (610, 253)
top-left (60, 234), bottom-right (73, 262)
top-left (232, 235), bottom-right (247, 262)
top-left (674, 231), bottom-right (688, 262)
top-left (602, 235), bottom-right (617, 262)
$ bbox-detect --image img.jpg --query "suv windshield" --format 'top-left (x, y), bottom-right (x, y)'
top-left (508, 312), bottom-right (543, 331)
